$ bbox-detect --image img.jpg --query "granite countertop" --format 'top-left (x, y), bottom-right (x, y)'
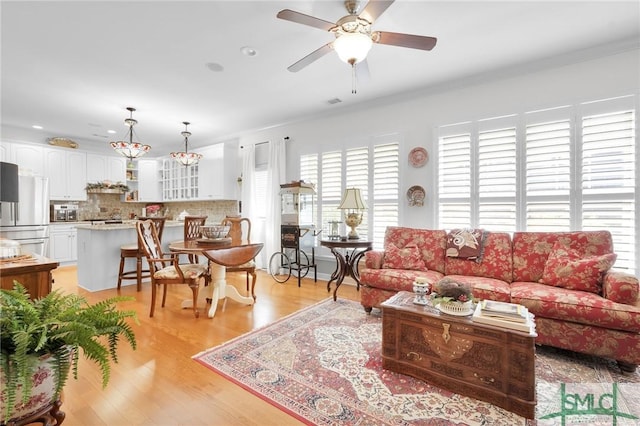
top-left (75, 220), bottom-right (184, 230)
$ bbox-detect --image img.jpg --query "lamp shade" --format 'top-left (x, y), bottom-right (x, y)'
top-left (333, 32), bottom-right (372, 64)
top-left (110, 107), bottom-right (151, 160)
top-left (338, 188), bottom-right (367, 210)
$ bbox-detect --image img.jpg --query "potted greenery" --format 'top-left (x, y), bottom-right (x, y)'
top-left (430, 277), bottom-right (475, 315)
top-left (0, 282), bottom-right (138, 423)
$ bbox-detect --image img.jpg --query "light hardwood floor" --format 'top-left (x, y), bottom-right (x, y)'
top-left (51, 265), bottom-right (361, 425)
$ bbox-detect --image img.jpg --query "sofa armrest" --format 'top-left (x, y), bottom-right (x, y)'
top-left (602, 270), bottom-right (639, 305)
top-left (364, 250), bottom-right (385, 269)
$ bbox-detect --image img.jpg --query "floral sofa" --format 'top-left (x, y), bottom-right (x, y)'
top-left (360, 226), bottom-right (640, 371)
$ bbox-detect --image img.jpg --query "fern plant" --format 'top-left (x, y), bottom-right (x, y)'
top-left (0, 282), bottom-right (138, 420)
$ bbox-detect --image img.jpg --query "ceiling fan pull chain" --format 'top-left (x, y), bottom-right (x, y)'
top-left (351, 63), bottom-right (357, 94)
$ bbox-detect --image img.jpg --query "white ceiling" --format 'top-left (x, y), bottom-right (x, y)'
top-left (2, 1), bottom-right (639, 156)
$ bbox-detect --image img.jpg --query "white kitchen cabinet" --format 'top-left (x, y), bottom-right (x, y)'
top-left (197, 141), bottom-right (238, 200)
top-left (49, 224), bottom-right (77, 264)
top-left (0, 142), bottom-right (9, 162)
top-left (0, 142), bottom-right (45, 176)
top-left (86, 154), bottom-right (126, 184)
top-left (12, 143), bottom-right (46, 176)
top-left (46, 149), bottom-right (87, 201)
top-left (137, 159), bottom-right (161, 202)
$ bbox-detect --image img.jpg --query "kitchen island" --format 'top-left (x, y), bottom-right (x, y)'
top-left (76, 221), bottom-right (186, 292)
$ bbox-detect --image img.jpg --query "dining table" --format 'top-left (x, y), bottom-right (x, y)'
top-left (168, 239), bottom-right (263, 318)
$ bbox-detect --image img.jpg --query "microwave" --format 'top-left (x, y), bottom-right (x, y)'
top-left (51, 204), bottom-right (78, 222)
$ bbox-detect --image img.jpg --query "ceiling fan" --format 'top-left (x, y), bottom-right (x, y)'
top-left (277, 0), bottom-right (437, 83)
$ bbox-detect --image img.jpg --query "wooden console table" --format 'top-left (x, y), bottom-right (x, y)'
top-left (0, 254), bottom-right (59, 299)
top-left (381, 291), bottom-right (536, 419)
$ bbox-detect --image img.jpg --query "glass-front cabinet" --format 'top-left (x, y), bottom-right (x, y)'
top-left (162, 160), bottom-right (199, 200)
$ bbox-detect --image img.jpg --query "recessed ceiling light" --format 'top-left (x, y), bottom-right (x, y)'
top-left (205, 62), bottom-right (224, 72)
top-left (240, 46), bottom-right (258, 57)
top-left (32, 125), bottom-right (43, 129)
top-left (107, 130), bottom-right (117, 134)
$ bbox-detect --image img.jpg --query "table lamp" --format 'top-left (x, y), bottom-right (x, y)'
top-left (338, 188), bottom-right (367, 239)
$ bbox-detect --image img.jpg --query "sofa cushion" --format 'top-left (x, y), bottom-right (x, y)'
top-left (603, 271), bottom-right (640, 305)
top-left (383, 227), bottom-right (447, 273)
top-left (540, 241), bottom-right (617, 293)
top-left (512, 231), bottom-right (614, 283)
top-left (510, 282), bottom-right (640, 333)
top-left (382, 243), bottom-right (426, 270)
top-left (360, 268), bottom-right (444, 293)
top-left (364, 250), bottom-right (385, 269)
top-left (446, 228), bottom-right (485, 260)
top-left (443, 274), bottom-right (512, 303)
top-left (444, 232), bottom-right (513, 283)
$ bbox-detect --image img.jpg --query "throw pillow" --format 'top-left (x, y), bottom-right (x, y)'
top-left (382, 244), bottom-right (427, 271)
top-left (539, 242), bottom-right (617, 293)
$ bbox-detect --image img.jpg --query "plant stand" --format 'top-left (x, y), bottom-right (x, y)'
top-left (4, 399), bottom-right (65, 426)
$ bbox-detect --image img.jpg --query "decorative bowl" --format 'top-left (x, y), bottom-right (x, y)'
top-left (200, 225), bottom-right (230, 239)
top-left (437, 300), bottom-right (474, 316)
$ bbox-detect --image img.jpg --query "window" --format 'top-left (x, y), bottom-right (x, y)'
top-left (437, 96), bottom-right (637, 273)
top-left (525, 109), bottom-right (572, 231)
top-left (300, 140), bottom-right (399, 248)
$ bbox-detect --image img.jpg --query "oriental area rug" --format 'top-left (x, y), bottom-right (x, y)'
top-left (193, 299), bottom-right (640, 426)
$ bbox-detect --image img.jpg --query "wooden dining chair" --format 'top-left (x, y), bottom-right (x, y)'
top-left (117, 217), bottom-right (167, 291)
top-left (184, 215), bottom-right (208, 263)
top-left (136, 219), bottom-right (208, 318)
top-left (220, 216), bottom-right (258, 299)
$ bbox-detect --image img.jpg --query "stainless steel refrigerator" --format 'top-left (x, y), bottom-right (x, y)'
top-left (0, 175), bottom-right (50, 256)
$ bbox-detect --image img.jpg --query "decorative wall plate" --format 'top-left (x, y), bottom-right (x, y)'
top-left (409, 147), bottom-right (428, 167)
top-left (407, 185), bottom-right (426, 207)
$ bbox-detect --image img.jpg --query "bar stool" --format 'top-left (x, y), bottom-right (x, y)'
top-left (117, 217), bottom-right (166, 291)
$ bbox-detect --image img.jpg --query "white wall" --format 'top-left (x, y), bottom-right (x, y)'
top-left (239, 49), bottom-right (639, 232)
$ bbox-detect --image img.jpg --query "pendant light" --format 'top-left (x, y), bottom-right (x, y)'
top-left (110, 107), bottom-right (151, 161)
top-left (170, 122), bottom-right (202, 166)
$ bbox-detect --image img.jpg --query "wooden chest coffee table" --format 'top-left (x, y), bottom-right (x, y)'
top-left (381, 291), bottom-right (536, 419)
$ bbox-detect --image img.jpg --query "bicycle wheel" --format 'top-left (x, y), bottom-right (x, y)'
top-left (269, 251), bottom-right (292, 283)
top-left (293, 250), bottom-right (310, 279)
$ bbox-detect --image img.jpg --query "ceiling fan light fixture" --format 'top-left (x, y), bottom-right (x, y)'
top-left (333, 32), bottom-right (372, 64)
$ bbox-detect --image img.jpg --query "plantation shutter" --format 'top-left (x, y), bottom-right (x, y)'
top-left (580, 97), bottom-right (636, 271)
top-left (372, 143), bottom-right (399, 247)
top-left (438, 125), bottom-right (472, 229)
top-left (477, 117), bottom-right (517, 232)
top-left (524, 107), bottom-right (572, 231)
top-left (346, 147), bottom-right (369, 239)
top-left (321, 151), bottom-right (343, 233)
top-left (300, 153), bottom-right (319, 227)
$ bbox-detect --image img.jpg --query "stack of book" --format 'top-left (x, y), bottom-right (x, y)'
top-left (472, 300), bottom-right (536, 334)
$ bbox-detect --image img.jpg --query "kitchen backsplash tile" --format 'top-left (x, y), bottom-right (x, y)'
top-left (74, 193), bottom-right (239, 223)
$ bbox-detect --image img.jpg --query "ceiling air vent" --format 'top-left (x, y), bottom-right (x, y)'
top-left (48, 137), bottom-right (78, 149)
top-left (327, 98), bottom-right (342, 105)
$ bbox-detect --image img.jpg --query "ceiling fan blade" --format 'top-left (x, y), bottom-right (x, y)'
top-left (277, 9), bottom-right (336, 31)
top-left (355, 59), bottom-right (371, 84)
top-left (287, 42), bottom-right (334, 72)
top-left (375, 31), bottom-right (437, 51)
top-left (359, 0), bottom-right (395, 23)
